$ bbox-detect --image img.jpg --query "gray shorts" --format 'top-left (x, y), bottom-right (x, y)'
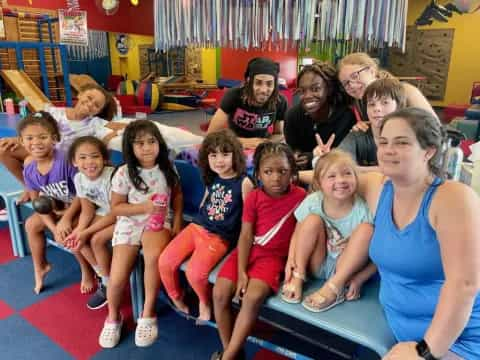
top-left (311, 255), bottom-right (337, 280)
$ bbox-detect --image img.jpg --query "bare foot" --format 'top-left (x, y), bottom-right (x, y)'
top-left (34, 263), bottom-right (52, 294)
top-left (171, 297), bottom-right (189, 314)
top-left (198, 301), bottom-right (211, 322)
top-left (80, 269), bottom-right (96, 294)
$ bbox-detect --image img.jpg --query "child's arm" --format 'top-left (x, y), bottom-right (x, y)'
top-left (284, 222), bottom-right (301, 282)
top-left (235, 221), bottom-right (254, 300)
top-left (171, 183), bottom-right (184, 237)
top-left (111, 191), bottom-right (154, 217)
top-left (241, 177), bottom-right (254, 200)
top-left (74, 198), bottom-right (96, 233)
top-left (55, 197), bottom-right (81, 242)
top-left (345, 262), bottom-right (377, 300)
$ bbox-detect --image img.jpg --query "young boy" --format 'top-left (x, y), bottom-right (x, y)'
top-left (312, 78), bottom-right (407, 170)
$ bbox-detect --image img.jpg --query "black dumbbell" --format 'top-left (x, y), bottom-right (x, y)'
top-left (32, 196), bottom-right (55, 214)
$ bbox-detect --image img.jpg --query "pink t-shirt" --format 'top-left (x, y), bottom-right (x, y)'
top-left (243, 184), bottom-right (306, 257)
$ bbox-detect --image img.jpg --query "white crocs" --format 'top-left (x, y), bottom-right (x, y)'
top-left (99, 317), bottom-right (123, 348)
top-left (135, 317), bottom-right (158, 347)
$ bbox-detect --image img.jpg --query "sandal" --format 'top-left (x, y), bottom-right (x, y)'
top-left (135, 316), bottom-right (158, 347)
top-left (280, 270), bottom-right (306, 304)
top-left (99, 316), bottom-right (123, 348)
top-left (302, 281), bottom-right (345, 313)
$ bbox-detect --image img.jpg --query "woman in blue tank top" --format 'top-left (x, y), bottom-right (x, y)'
top-left (305, 108), bottom-right (480, 359)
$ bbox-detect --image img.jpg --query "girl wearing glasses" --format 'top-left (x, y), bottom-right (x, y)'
top-left (337, 52), bottom-right (436, 129)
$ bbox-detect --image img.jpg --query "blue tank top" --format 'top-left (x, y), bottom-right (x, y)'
top-left (194, 174), bottom-right (246, 246)
top-left (369, 179), bottom-right (480, 359)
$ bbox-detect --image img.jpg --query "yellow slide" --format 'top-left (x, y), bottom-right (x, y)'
top-left (0, 70), bottom-right (49, 112)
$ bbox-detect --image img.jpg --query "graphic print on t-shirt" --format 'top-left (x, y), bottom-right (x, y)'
top-left (232, 108), bottom-right (274, 131)
top-left (325, 222), bottom-right (348, 257)
top-left (41, 180), bottom-right (72, 203)
top-left (206, 183), bottom-right (233, 221)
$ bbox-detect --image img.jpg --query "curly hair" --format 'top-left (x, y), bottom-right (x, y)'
top-left (17, 111), bottom-right (61, 141)
top-left (297, 61), bottom-right (350, 107)
top-left (252, 141), bottom-right (298, 187)
top-left (241, 76), bottom-right (280, 112)
top-left (122, 120), bottom-right (179, 193)
top-left (67, 135), bottom-right (109, 165)
top-left (198, 129), bottom-right (246, 186)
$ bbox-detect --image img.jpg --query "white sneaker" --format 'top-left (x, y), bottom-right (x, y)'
top-left (99, 316), bottom-right (123, 348)
top-left (135, 317), bottom-right (158, 347)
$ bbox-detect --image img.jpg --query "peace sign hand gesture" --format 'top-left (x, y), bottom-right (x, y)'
top-left (313, 133), bottom-right (335, 158)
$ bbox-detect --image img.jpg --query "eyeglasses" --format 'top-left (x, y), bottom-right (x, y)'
top-left (340, 66), bottom-right (370, 89)
top-left (294, 83), bottom-right (325, 96)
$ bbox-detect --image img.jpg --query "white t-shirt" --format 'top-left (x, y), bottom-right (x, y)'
top-left (74, 166), bottom-right (114, 216)
top-left (45, 104), bottom-right (113, 153)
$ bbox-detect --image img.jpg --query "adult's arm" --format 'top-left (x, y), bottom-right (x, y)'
top-left (207, 108), bottom-right (229, 134)
top-left (423, 182), bottom-right (480, 357)
top-left (403, 82), bottom-right (438, 120)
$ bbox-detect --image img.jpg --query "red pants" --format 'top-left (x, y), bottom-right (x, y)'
top-left (158, 223), bottom-right (229, 304)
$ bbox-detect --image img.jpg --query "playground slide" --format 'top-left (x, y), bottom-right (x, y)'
top-left (0, 70), bottom-right (49, 112)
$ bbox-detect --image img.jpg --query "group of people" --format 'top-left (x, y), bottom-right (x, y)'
top-left (0, 52), bottom-right (478, 360)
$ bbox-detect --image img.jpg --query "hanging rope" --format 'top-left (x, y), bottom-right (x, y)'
top-left (153, 0), bottom-right (408, 54)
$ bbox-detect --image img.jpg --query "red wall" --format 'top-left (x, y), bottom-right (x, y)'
top-left (7, 0), bottom-right (154, 35)
top-left (221, 47), bottom-right (298, 86)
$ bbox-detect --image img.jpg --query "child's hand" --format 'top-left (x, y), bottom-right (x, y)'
top-left (0, 137), bottom-right (20, 152)
top-left (64, 231), bottom-right (87, 251)
top-left (351, 121), bottom-right (370, 132)
top-left (234, 272), bottom-right (249, 302)
top-left (142, 200), bottom-right (156, 214)
top-left (284, 258), bottom-right (296, 283)
top-left (346, 276), bottom-right (364, 300)
top-left (55, 218), bottom-right (72, 243)
top-left (313, 133), bottom-right (335, 158)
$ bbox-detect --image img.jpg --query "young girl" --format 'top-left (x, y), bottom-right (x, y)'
top-left (211, 142), bottom-right (306, 360)
top-left (281, 149), bottom-right (375, 312)
top-left (99, 120), bottom-right (183, 349)
top-left (20, 112), bottom-right (94, 295)
top-left (64, 136), bottom-right (116, 310)
top-left (0, 84), bottom-right (121, 202)
top-left (158, 129), bottom-right (253, 322)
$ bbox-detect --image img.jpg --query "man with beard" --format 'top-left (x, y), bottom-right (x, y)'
top-left (207, 57), bottom-right (287, 149)
top-left (284, 62), bottom-right (355, 169)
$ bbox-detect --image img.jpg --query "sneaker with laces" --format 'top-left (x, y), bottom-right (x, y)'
top-left (87, 284), bottom-right (107, 310)
top-left (99, 316), bottom-right (123, 348)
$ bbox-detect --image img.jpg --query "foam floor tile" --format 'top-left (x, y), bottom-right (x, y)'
top-left (0, 227), bottom-right (15, 265)
top-left (0, 299), bottom-right (15, 320)
top-left (0, 247), bottom-right (81, 310)
top-left (0, 314), bottom-right (74, 360)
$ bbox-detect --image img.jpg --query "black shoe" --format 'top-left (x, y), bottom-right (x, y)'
top-left (87, 284), bottom-right (107, 310)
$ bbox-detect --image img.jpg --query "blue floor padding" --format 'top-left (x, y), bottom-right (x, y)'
top-left (0, 247), bottom-right (80, 310)
top-left (0, 315), bottom-right (74, 360)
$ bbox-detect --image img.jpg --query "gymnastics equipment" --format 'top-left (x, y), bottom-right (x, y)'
top-left (0, 70), bottom-right (49, 112)
top-left (116, 79), bottom-right (138, 95)
top-left (136, 81), bottom-right (161, 111)
top-left (32, 196), bottom-right (56, 214)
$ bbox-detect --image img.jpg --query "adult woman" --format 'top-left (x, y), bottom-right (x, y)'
top-left (303, 108), bottom-right (480, 359)
top-left (337, 52), bottom-right (437, 127)
top-left (284, 61), bottom-right (355, 169)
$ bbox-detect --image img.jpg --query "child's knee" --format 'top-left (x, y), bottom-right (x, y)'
top-left (213, 283), bottom-right (232, 308)
top-left (157, 253), bottom-right (176, 275)
top-left (25, 214), bottom-right (45, 234)
top-left (242, 289), bottom-right (267, 310)
top-left (185, 266), bottom-right (208, 287)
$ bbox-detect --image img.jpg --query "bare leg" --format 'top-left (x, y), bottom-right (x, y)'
top-left (212, 277), bottom-right (236, 348)
top-left (304, 223), bottom-right (373, 308)
top-left (25, 213), bottom-right (51, 294)
top-left (141, 230), bottom-right (170, 318)
top-left (282, 214), bottom-right (327, 302)
top-left (222, 279), bottom-right (271, 360)
top-left (90, 224), bottom-right (114, 277)
top-left (106, 244), bottom-right (139, 322)
top-left (74, 252), bottom-right (96, 294)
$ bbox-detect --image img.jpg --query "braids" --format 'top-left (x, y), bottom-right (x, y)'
top-left (241, 77), bottom-right (280, 112)
top-left (252, 141), bottom-right (298, 187)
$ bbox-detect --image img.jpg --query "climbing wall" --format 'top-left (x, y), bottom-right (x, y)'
top-left (388, 26), bottom-right (454, 101)
top-left (185, 46), bottom-right (202, 81)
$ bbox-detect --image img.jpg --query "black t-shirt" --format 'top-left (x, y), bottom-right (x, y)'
top-left (284, 103), bottom-right (356, 154)
top-left (220, 87), bottom-right (287, 138)
top-left (338, 129), bottom-right (378, 166)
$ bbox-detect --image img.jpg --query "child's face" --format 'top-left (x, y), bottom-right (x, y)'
top-left (73, 142), bottom-right (106, 180)
top-left (366, 95), bottom-right (398, 136)
top-left (20, 124), bottom-right (56, 160)
top-left (76, 89), bottom-right (106, 118)
top-left (133, 133), bottom-right (160, 168)
top-left (319, 162), bottom-right (357, 202)
top-left (338, 64), bottom-right (376, 100)
top-left (208, 148), bottom-right (235, 178)
top-left (258, 154), bottom-right (292, 197)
